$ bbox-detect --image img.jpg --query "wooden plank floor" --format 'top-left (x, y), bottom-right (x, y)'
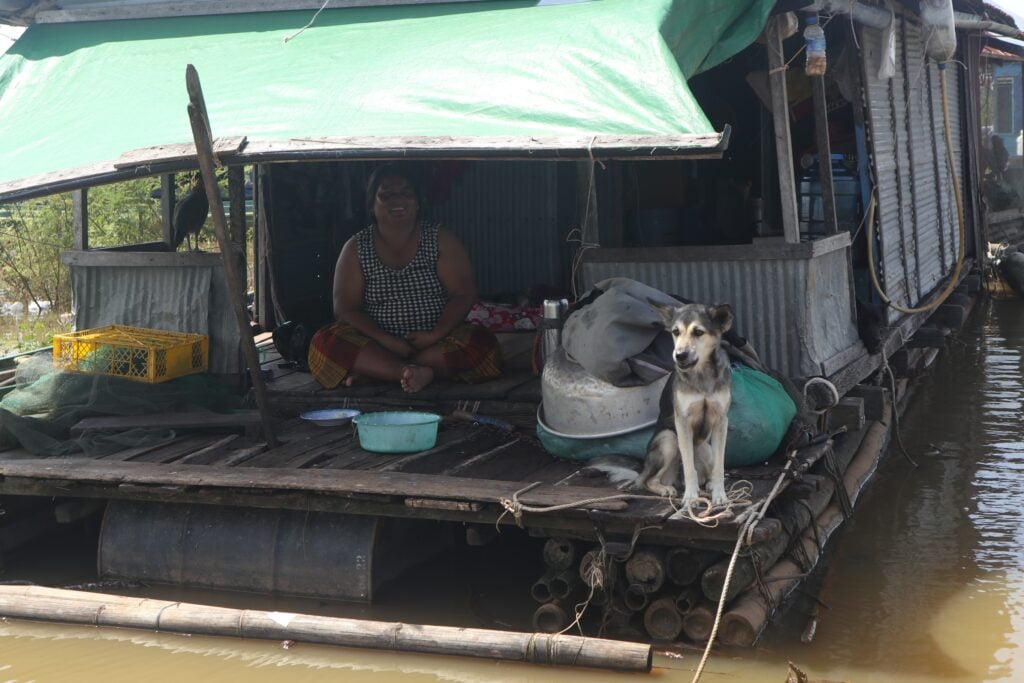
top-left (0, 406), bottom-right (833, 546)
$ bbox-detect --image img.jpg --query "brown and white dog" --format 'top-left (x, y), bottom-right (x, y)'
top-left (594, 301), bottom-right (734, 509)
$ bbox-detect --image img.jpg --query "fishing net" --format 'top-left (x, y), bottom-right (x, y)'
top-left (0, 355), bottom-right (242, 457)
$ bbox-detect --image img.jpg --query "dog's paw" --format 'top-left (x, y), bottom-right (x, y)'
top-left (709, 487), bottom-right (729, 508)
top-left (679, 488), bottom-right (700, 509)
top-left (646, 482), bottom-right (677, 498)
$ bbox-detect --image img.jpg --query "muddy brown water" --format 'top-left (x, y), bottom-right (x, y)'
top-left (0, 299), bottom-right (1022, 682)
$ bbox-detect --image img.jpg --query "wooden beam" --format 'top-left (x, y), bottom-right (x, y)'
top-left (810, 74), bottom-right (838, 236)
top-left (61, 250), bottom-right (223, 268)
top-left (114, 137), bottom-right (247, 169)
top-left (765, 15), bottom-right (801, 244)
top-left (35, 0), bottom-right (491, 24)
top-left (0, 132), bottom-right (730, 205)
top-left (71, 411), bottom-right (261, 436)
top-left (228, 165), bottom-right (247, 300)
top-left (160, 174), bottom-right (175, 246)
top-left (72, 188), bottom-right (88, 251)
top-left (185, 65), bottom-right (278, 448)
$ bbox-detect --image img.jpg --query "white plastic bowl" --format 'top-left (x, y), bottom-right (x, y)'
top-left (300, 408), bottom-right (361, 427)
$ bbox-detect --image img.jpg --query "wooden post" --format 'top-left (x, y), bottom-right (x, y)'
top-left (160, 174), bottom-right (175, 246)
top-left (228, 165), bottom-right (248, 303)
top-left (766, 15), bottom-right (801, 243)
top-left (0, 586), bottom-right (652, 672)
top-left (810, 74), bottom-right (838, 235)
top-left (184, 65), bottom-right (278, 447)
top-left (72, 189), bottom-right (88, 251)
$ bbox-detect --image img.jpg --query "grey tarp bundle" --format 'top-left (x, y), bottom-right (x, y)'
top-left (562, 277), bottom-right (764, 386)
top-left (0, 356), bottom-right (241, 457)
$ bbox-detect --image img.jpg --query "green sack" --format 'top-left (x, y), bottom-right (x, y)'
top-left (537, 365), bottom-right (796, 467)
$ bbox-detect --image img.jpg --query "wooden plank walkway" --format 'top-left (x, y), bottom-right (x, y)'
top-left (0, 334), bottom-right (832, 547)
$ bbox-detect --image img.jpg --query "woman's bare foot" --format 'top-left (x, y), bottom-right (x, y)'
top-left (343, 373), bottom-right (368, 387)
top-left (401, 364), bottom-right (434, 393)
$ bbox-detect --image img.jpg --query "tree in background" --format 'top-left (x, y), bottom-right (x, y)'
top-left (0, 178), bottom-right (164, 315)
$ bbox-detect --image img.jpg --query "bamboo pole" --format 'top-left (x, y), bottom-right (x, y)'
top-left (184, 64), bottom-right (278, 447)
top-left (0, 586), bottom-right (652, 673)
top-left (701, 476), bottom-right (835, 603)
top-left (681, 602), bottom-right (715, 642)
top-left (664, 547), bottom-right (717, 586)
top-left (718, 405), bottom-right (891, 646)
top-left (642, 597), bottom-right (684, 642)
top-left (624, 548), bottom-right (666, 595)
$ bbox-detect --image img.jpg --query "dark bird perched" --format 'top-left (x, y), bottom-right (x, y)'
top-left (172, 173), bottom-right (209, 251)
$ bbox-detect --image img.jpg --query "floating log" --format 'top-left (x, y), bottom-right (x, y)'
top-left (0, 586), bottom-right (652, 673)
top-left (532, 601), bottom-right (570, 633)
top-left (624, 548), bottom-right (666, 594)
top-left (701, 476), bottom-right (835, 603)
top-left (542, 537), bottom-right (579, 570)
top-left (719, 407), bottom-right (890, 647)
top-left (665, 547), bottom-right (718, 586)
top-left (642, 597), bottom-right (684, 642)
top-left (681, 602), bottom-right (715, 642)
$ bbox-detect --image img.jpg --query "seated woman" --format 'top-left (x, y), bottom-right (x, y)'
top-left (308, 164), bottom-right (502, 393)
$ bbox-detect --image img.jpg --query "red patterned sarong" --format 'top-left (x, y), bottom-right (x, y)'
top-left (307, 322), bottom-right (502, 389)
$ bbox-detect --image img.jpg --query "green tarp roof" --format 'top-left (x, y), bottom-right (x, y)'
top-left (0, 0), bottom-right (772, 200)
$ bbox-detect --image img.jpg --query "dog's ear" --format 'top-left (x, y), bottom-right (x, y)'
top-left (646, 297), bottom-right (677, 328)
top-left (708, 304), bottom-right (734, 334)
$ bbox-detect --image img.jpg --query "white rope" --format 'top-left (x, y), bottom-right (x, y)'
top-left (690, 454), bottom-right (795, 683)
top-left (283, 0), bottom-right (331, 44)
top-left (803, 376), bottom-right (840, 415)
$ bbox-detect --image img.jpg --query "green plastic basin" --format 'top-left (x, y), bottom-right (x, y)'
top-left (353, 411), bottom-right (441, 453)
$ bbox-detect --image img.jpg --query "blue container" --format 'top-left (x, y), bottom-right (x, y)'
top-left (353, 411), bottom-right (441, 453)
top-left (798, 154), bottom-right (860, 239)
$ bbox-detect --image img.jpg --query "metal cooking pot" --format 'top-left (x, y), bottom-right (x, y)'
top-left (539, 347), bottom-right (668, 439)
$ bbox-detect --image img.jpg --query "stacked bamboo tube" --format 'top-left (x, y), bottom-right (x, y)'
top-left (531, 471), bottom-right (849, 645)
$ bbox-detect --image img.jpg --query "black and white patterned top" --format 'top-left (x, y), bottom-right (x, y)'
top-left (356, 222), bottom-right (447, 337)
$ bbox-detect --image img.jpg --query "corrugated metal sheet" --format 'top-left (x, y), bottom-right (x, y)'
top-left (71, 264), bottom-right (240, 374)
top-left (581, 246), bottom-right (859, 378)
top-left (861, 16), bottom-right (964, 322)
top-left (431, 162), bottom-right (565, 298)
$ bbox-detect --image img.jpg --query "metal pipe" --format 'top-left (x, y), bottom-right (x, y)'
top-left (809, 0), bottom-right (891, 30)
top-left (953, 11), bottom-right (1024, 40)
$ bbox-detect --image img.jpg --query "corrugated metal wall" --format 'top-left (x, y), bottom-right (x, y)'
top-left (581, 242), bottom-right (859, 378)
top-left (429, 161), bottom-right (566, 298)
top-left (861, 15), bottom-right (964, 322)
top-left (265, 161), bottom-right (568, 322)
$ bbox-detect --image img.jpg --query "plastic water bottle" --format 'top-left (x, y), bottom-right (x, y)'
top-left (804, 15), bottom-right (826, 77)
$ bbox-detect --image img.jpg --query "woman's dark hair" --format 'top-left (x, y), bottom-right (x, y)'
top-left (365, 163), bottom-right (424, 221)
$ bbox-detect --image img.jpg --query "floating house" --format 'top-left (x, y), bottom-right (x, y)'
top-left (0, 0), bottom-right (1021, 648)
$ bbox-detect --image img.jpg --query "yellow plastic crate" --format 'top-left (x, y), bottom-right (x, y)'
top-left (53, 325), bottom-right (209, 383)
